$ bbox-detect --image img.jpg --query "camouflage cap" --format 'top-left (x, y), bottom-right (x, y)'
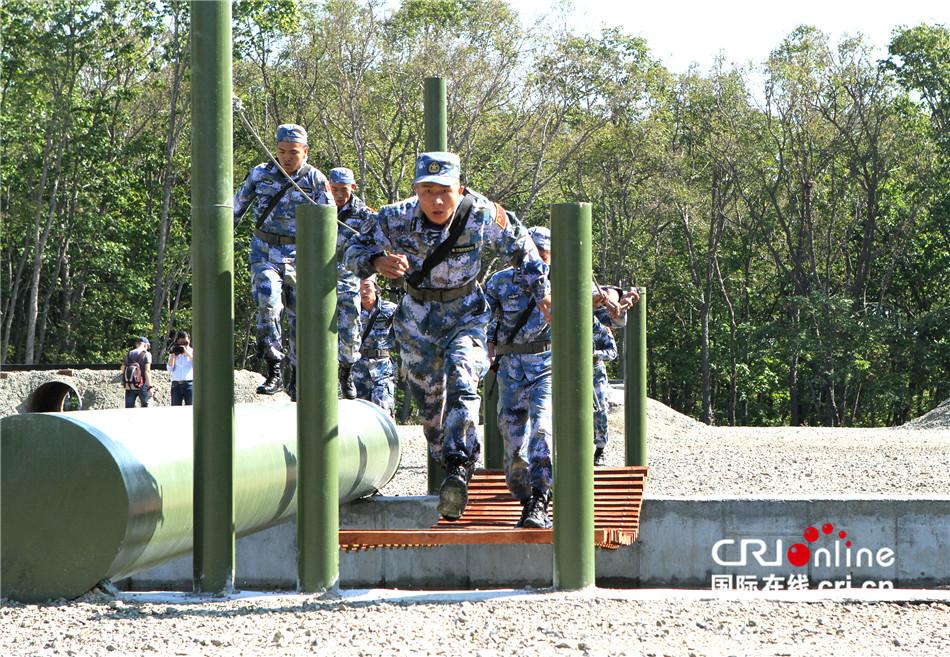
top-left (413, 151), bottom-right (461, 186)
top-left (276, 123), bottom-right (308, 145)
top-left (329, 167), bottom-right (356, 185)
top-left (528, 226), bottom-right (551, 251)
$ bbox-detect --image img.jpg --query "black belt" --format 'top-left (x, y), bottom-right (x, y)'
top-left (361, 348), bottom-right (390, 358)
top-left (253, 229), bottom-right (295, 246)
top-left (494, 340), bottom-right (551, 356)
top-left (401, 278), bottom-right (476, 303)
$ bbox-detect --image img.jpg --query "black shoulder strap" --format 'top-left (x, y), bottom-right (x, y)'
top-left (360, 304), bottom-right (382, 347)
top-left (504, 298), bottom-right (537, 345)
top-left (255, 163), bottom-right (315, 230)
top-left (404, 190), bottom-right (476, 288)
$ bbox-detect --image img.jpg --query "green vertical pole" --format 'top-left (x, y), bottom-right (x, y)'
top-left (625, 288), bottom-right (647, 467)
top-left (551, 203), bottom-right (595, 590)
top-left (424, 77), bottom-right (447, 152)
top-left (482, 369), bottom-right (502, 469)
top-left (190, 0), bottom-right (234, 595)
top-left (424, 76), bottom-right (447, 494)
top-left (296, 204), bottom-right (340, 592)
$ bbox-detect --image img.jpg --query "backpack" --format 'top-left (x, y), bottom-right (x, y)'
top-left (122, 350), bottom-right (145, 390)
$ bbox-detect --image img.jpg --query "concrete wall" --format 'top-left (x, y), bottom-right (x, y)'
top-left (124, 496), bottom-right (949, 592)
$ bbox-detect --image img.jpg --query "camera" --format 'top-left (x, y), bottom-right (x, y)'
top-left (172, 344), bottom-right (186, 355)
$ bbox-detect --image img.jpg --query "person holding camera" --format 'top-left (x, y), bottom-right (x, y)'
top-left (167, 331), bottom-right (194, 406)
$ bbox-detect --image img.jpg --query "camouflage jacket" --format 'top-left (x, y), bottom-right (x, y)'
top-left (233, 161), bottom-right (333, 238)
top-left (345, 189), bottom-right (546, 305)
top-left (359, 298), bottom-right (398, 354)
top-left (337, 194), bottom-right (373, 281)
top-left (593, 316), bottom-right (617, 362)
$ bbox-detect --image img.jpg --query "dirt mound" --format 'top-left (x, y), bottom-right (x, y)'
top-left (0, 368), bottom-right (282, 416)
top-left (904, 397), bottom-right (950, 430)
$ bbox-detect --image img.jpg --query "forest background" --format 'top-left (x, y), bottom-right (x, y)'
top-left (2, 0), bottom-right (948, 428)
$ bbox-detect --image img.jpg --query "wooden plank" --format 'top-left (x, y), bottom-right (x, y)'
top-left (339, 465), bottom-right (648, 550)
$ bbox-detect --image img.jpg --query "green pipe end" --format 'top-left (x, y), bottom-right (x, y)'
top-left (1, 414), bottom-right (129, 603)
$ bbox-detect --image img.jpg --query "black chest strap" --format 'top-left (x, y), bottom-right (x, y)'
top-left (404, 191), bottom-right (476, 288)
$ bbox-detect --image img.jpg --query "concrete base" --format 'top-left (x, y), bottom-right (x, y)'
top-left (123, 496), bottom-right (949, 592)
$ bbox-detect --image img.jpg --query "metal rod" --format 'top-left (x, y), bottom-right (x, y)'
top-left (551, 202), bottom-right (595, 590)
top-left (482, 369), bottom-right (503, 469)
top-left (296, 203), bottom-right (341, 593)
top-left (625, 288), bottom-right (648, 466)
top-left (190, 0), bottom-right (234, 595)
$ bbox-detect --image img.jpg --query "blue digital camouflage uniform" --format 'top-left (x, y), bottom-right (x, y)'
top-left (485, 264), bottom-right (553, 501)
top-left (345, 191), bottom-right (546, 466)
top-left (592, 315), bottom-right (618, 449)
top-left (336, 194), bottom-right (372, 366)
top-left (353, 295), bottom-right (398, 414)
top-left (233, 160), bottom-right (333, 366)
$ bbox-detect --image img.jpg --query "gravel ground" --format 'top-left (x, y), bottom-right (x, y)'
top-left (380, 390), bottom-right (950, 498)
top-left (2, 590), bottom-right (948, 657)
top-left (2, 371), bottom-right (948, 656)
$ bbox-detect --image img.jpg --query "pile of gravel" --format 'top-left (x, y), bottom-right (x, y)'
top-left (905, 396), bottom-right (950, 430)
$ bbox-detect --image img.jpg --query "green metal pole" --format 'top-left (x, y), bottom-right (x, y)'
top-left (482, 370), bottom-right (503, 469)
top-left (424, 76), bottom-right (447, 494)
top-left (625, 288), bottom-right (648, 467)
top-left (424, 77), bottom-right (447, 152)
top-left (551, 202), bottom-right (595, 590)
top-left (190, 0), bottom-right (234, 595)
top-left (296, 203), bottom-right (340, 592)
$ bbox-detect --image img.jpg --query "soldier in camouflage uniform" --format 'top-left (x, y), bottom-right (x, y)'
top-left (345, 152), bottom-right (550, 521)
top-left (592, 315), bottom-right (618, 466)
top-left (485, 226), bottom-right (554, 528)
top-left (352, 276), bottom-right (397, 415)
top-left (591, 283), bottom-right (639, 465)
top-left (329, 167), bottom-right (372, 400)
top-left (233, 124), bottom-right (333, 396)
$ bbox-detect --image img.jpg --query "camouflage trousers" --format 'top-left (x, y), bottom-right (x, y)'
top-left (337, 279), bottom-right (361, 366)
top-left (251, 251), bottom-right (361, 367)
top-left (250, 256), bottom-right (294, 363)
top-left (395, 303), bottom-right (488, 466)
top-left (496, 364), bottom-right (553, 500)
top-left (353, 357), bottom-right (396, 415)
top-left (593, 357), bottom-right (610, 448)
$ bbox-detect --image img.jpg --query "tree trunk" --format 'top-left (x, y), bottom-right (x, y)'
top-left (151, 11), bottom-right (188, 343)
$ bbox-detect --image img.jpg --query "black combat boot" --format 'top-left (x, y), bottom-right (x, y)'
top-left (515, 497), bottom-right (532, 528)
top-left (285, 364), bottom-right (296, 402)
top-left (338, 362), bottom-right (356, 400)
top-left (522, 487), bottom-right (551, 529)
top-left (593, 447), bottom-right (606, 467)
top-left (257, 359), bottom-right (282, 395)
top-left (437, 455), bottom-right (473, 521)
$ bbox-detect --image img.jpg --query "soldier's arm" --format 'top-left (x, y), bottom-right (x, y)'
top-left (232, 167), bottom-right (260, 229)
top-left (310, 171), bottom-right (334, 206)
top-left (340, 207), bottom-right (374, 263)
top-left (344, 208), bottom-right (397, 279)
